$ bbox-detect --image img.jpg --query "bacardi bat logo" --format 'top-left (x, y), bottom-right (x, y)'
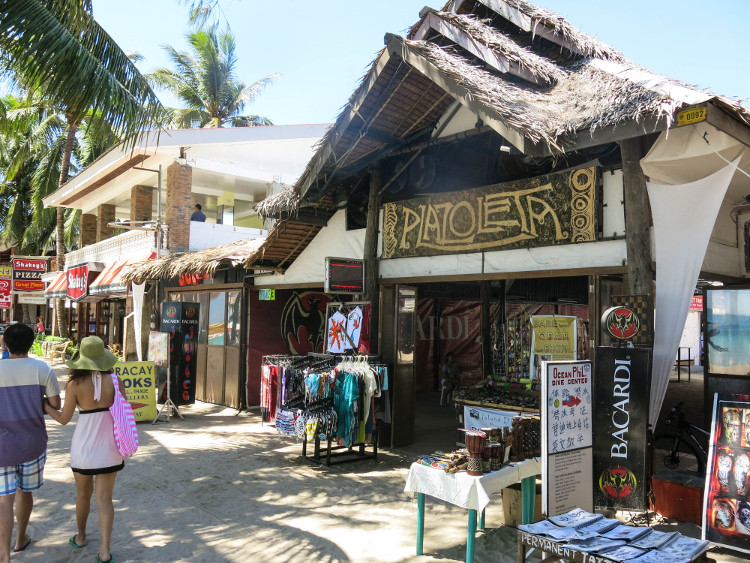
top-left (599, 467), bottom-right (637, 498)
top-left (601, 306), bottom-right (641, 340)
top-left (280, 291), bottom-right (329, 354)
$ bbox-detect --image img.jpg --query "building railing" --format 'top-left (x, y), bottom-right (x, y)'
top-left (64, 228), bottom-right (161, 267)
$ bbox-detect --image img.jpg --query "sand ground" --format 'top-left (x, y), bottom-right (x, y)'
top-left (6, 360), bottom-right (747, 562)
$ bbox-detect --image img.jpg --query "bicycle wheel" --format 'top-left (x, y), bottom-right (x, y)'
top-left (653, 434), bottom-right (704, 474)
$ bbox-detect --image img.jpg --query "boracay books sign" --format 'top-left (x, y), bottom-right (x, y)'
top-left (381, 165), bottom-right (597, 259)
top-left (541, 360), bottom-right (593, 516)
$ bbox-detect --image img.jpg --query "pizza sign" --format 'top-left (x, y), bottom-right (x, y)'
top-left (11, 257), bottom-right (47, 292)
top-left (66, 264), bottom-right (89, 301)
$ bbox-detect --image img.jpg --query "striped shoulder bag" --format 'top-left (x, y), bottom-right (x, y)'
top-left (109, 374), bottom-right (139, 457)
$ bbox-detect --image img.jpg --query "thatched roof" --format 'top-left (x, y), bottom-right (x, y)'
top-left (257, 0), bottom-right (749, 220)
top-left (123, 238), bottom-right (264, 283)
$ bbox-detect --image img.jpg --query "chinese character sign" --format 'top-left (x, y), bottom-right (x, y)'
top-left (544, 361), bottom-right (592, 454)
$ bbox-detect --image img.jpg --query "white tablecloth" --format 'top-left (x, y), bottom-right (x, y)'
top-left (403, 457), bottom-right (541, 512)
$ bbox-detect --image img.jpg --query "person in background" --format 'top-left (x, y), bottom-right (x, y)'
top-left (0, 335), bottom-right (7, 360)
top-left (44, 336), bottom-right (123, 563)
top-left (36, 317), bottom-right (44, 335)
top-left (0, 323), bottom-right (61, 560)
top-left (439, 352), bottom-right (463, 406)
top-left (190, 204), bottom-right (206, 222)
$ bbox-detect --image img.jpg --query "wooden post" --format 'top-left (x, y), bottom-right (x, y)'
top-left (363, 169), bottom-right (381, 351)
top-left (480, 281), bottom-right (491, 378)
top-left (620, 137), bottom-right (653, 297)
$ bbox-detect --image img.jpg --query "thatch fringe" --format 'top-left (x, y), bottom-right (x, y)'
top-left (122, 238), bottom-right (264, 283)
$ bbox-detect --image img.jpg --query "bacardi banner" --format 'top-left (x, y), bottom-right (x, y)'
top-left (159, 302), bottom-right (198, 406)
top-left (11, 257), bottom-right (47, 292)
top-left (382, 166), bottom-right (597, 258)
top-left (702, 393), bottom-right (750, 554)
top-left (593, 347), bottom-right (651, 511)
top-left (66, 264), bottom-right (89, 301)
top-left (0, 265), bottom-right (11, 308)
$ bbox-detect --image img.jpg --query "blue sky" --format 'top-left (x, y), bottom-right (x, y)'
top-left (96, 0), bottom-right (750, 126)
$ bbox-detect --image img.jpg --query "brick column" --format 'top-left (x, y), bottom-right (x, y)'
top-left (130, 184), bottom-right (153, 223)
top-left (79, 213), bottom-right (97, 248)
top-left (96, 204), bottom-right (116, 242)
top-left (165, 163), bottom-right (192, 253)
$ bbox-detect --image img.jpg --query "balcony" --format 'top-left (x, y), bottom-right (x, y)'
top-left (189, 222), bottom-right (266, 252)
top-left (64, 228), bottom-right (161, 267)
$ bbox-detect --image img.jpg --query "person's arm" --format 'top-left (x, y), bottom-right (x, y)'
top-left (46, 394), bottom-right (61, 410)
top-left (44, 384), bottom-right (76, 425)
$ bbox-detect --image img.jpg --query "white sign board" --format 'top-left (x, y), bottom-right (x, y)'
top-left (463, 405), bottom-right (517, 432)
top-left (542, 360), bottom-right (593, 516)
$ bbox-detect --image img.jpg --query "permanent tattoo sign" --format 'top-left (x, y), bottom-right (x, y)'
top-left (382, 166), bottom-right (597, 258)
top-left (541, 360), bottom-right (594, 516)
top-left (702, 393), bottom-right (750, 554)
top-left (593, 347), bottom-right (651, 511)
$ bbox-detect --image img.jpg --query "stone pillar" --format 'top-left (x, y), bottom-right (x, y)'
top-left (165, 162), bottom-right (192, 253)
top-left (79, 213), bottom-right (97, 249)
top-left (130, 184), bottom-right (153, 223)
top-left (96, 204), bottom-right (116, 242)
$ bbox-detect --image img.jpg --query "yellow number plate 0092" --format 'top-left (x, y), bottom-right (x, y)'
top-left (676, 106), bottom-right (707, 127)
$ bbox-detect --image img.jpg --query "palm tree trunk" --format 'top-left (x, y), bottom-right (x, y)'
top-left (54, 120), bottom-right (78, 338)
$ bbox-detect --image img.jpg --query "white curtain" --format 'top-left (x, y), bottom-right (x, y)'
top-left (647, 160), bottom-right (738, 425)
top-left (132, 282), bottom-right (146, 361)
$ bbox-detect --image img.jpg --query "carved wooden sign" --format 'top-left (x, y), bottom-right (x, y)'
top-left (382, 166), bottom-right (597, 259)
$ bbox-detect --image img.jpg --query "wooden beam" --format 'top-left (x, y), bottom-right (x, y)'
top-left (381, 265), bottom-right (627, 285)
top-left (385, 33), bottom-right (540, 156)
top-left (271, 209), bottom-right (332, 226)
top-left (364, 169), bottom-right (382, 351)
top-left (58, 154), bottom-right (148, 206)
top-left (480, 280), bottom-right (491, 376)
top-left (620, 136), bottom-right (653, 297)
top-left (704, 102), bottom-right (750, 150)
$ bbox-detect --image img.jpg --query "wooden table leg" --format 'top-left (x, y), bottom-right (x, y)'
top-left (416, 493), bottom-right (425, 555)
top-left (467, 509), bottom-right (477, 563)
top-left (478, 508), bottom-right (485, 531)
top-left (520, 476), bottom-right (536, 525)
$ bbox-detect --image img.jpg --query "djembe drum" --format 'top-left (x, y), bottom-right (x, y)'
top-left (464, 430), bottom-right (486, 476)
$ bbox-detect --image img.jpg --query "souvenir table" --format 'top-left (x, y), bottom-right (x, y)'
top-left (404, 457), bottom-right (540, 562)
top-left (516, 529), bottom-right (716, 563)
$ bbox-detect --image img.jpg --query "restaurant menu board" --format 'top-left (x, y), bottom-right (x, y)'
top-left (592, 347), bottom-right (651, 512)
top-left (702, 393), bottom-right (750, 554)
top-left (541, 360), bottom-right (593, 516)
top-left (530, 316), bottom-right (576, 379)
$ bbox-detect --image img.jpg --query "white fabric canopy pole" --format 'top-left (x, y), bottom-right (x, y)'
top-left (647, 160), bottom-right (738, 426)
top-left (132, 282), bottom-right (146, 361)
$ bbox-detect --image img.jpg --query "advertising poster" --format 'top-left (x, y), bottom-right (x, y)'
top-left (541, 360), bottom-right (593, 516)
top-left (11, 257), bottom-right (47, 292)
top-left (147, 331), bottom-right (169, 367)
top-left (114, 361), bottom-right (157, 422)
top-left (463, 405), bottom-right (516, 432)
top-left (702, 393), bottom-right (750, 554)
top-left (179, 302), bottom-right (199, 405)
top-left (0, 265), bottom-right (11, 308)
top-left (593, 347), bottom-right (651, 511)
top-left (530, 315), bottom-right (577, 379)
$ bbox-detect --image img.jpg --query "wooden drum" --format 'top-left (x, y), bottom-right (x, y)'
top-left (464, 430), bottom-right (486, 476)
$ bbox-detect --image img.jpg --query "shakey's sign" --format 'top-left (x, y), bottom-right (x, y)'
top-left (381, 166), bottom-right (598, 259)
top-left (11, 257), bottom-right (47, 292)
top-left (66, 264), bottom-right (90, 301)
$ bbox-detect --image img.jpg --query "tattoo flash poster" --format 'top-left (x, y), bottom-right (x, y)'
top-left (703, 393), bottom-right (750, 554)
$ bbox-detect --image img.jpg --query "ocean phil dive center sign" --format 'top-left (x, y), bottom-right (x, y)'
top-left (381, 166), bottom-right (597, 258)
top-left (542, 360), bottom-right (593, 516)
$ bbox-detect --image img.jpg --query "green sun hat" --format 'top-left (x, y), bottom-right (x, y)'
top-left (66, 336), bottom-right (117, 372)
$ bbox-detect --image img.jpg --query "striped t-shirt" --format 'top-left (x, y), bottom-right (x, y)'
top-left (0, 357), bottom-right (60, 466)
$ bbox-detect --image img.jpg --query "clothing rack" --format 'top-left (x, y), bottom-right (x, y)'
top-left (302, 425), bottom-right (378, 466)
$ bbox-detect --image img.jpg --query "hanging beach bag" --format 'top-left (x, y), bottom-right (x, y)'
top-left (109, 374), bottom-right (139, 457)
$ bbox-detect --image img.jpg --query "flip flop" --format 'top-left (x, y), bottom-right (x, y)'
top-left (13, 535), bottom-right (31, 552)
top-left (69, 534), bottom-right (87, 548)
top-left (96, 555), bottom-right (114, 563)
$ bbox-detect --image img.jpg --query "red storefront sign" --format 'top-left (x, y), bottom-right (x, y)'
top-left (66, 264), bottom-right (90, 301)
top-left (11, 258), bottom-right (47, 292)
top-left (689, 295), bottom-right (704, 311)
top-left (0, 270), bottom-right (10, 309)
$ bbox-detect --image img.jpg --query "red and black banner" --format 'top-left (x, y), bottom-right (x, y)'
top-left (66, 264), bottom-right (89, 301)
top-left (159, 301), bottom-right (199, 406)
top-left (593, 346), bottom-right (651, 511)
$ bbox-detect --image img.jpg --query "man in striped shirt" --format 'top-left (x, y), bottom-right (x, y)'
top-left (0, 323), bottom-right (60, 560)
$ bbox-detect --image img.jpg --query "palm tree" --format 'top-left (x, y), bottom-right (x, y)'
top-left (0, 0), bottom-right (162, 336)
top-left (150, 27), bottom-right (279, 128)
